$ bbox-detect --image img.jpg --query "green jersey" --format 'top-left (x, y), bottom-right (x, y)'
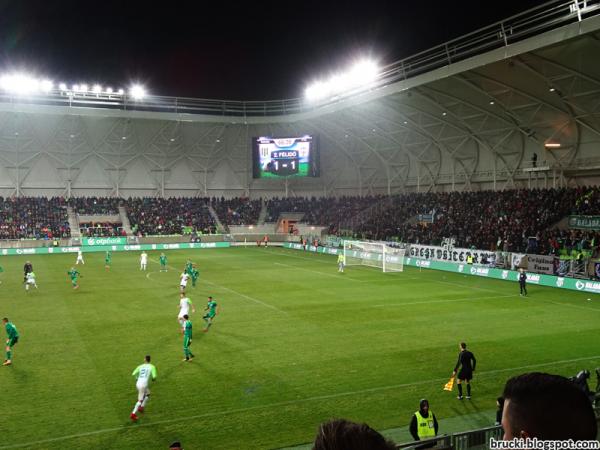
top-left (67, 269), bottom-right (80, 279)
top-left (132, 363), bottom-right (157, 382)
top-left (0, 265), bottom-right (4, 273)
top-left (5, 322), bottom-right (18, 340)
top-left (159, 255), bottom-right (167, 265)
top-left (206, 300), bottom-right (217, 317)
top-left (183, 319), bottom-right (193, 338)
top-left (185, 261), bottom-right (193, 275)
top-left (105, 252), bottom-right (112, 262)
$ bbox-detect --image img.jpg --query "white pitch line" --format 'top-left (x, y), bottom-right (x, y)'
top-left (4, 354), bottom-right (600, 449)
top-left (373, 294), bottom-right (517, 308)
top-left (149, 258), bottom-right (286, 314)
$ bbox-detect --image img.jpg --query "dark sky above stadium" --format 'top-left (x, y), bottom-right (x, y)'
top-left (0, 0), bottom-right (548, 101)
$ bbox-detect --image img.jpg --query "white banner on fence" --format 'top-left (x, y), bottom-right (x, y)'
top-left (408, 244), bottom-right (494, 264)
top-left (526, 254), bottom-right (554, 274)
top-left (511, 253), bottom-right (527, 270)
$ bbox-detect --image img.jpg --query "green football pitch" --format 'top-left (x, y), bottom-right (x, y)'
top-left (1, 247), bottom-right (599, 449)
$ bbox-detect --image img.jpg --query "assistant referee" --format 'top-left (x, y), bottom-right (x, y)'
top-left (452, 342), bottom-right (476, 400)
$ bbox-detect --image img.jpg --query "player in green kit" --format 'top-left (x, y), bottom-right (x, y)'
top-left (184, 260), bottom-right (193, 276)
top-left (181, 314), bottom-right (194, 362)
top-left (159, 253), bottom-right (168, 272)
top-left (191, 264), bottom-right (199, 288)
top-left (105, 250), bottom-right (112, 270)
top-left (67, 267), bottom-right (81, 289)
top-left (0, 265), bottom-right (4, 284)
top-left (3, 317), bottom-right (19, 366)
top-left (203, 296), bottom-right (219, 332)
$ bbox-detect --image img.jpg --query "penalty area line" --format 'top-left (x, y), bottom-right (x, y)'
top-left (4, 354), bottom-right (600, 449)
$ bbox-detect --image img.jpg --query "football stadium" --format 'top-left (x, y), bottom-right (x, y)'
top-left (1, 1), bottom-right (600, 449)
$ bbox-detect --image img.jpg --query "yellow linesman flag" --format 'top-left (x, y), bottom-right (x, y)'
top-left (443, 376), bottom-right (455, 391)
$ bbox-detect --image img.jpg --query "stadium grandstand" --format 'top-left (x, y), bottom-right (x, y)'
top-left (1, 1), bottom-right (600, 449)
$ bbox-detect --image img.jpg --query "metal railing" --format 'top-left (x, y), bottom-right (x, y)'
top-left (0, 1), bottom-right (598, 117)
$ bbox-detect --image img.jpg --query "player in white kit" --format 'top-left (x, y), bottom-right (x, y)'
top-left (140, 251), bottom-right (148, 271)
top-left (130, 355), bottom-right (157, 421)
top-left (180, 272), bottom-right (190, 292)
top-left (75, 250), bottom-right (85, 265)
top-left (178, 292), bottom-right (195, 326)
top-left (24, 272), bottom-right (38, 291)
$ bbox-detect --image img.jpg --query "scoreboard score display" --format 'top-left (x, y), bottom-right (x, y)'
top-left (252, 135), bottom-right (320, 178)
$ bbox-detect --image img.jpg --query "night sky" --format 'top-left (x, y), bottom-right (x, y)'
top-left (0, 0), bottom-right (548, 100)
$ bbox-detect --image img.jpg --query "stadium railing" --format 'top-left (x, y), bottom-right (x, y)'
top-left (0, 1), bottom-right (598, 117)
top-left (396, 425), bottom-right (501, 450)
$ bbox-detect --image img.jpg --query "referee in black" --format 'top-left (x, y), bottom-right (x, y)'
top-left (452, 342), bottom-right (476, 400)
top-left (23, 260), bottom-right (33, 283)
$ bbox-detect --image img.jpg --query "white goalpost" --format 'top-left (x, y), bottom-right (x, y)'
top-left (343, 240), bottom-right (405, 272)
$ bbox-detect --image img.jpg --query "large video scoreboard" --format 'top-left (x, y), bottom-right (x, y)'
top-left (252, 135), bottom-right (320, 178)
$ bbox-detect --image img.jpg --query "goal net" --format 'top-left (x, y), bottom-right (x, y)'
top-left (343, 240), bottom-right (405, 272)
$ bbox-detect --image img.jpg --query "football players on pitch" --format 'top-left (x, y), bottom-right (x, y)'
top-left (140, 251), bottom-right (148, 271)
top-left (75, 249), bottom-right (85, 265)
top-left (178, 292), bottom-right (195, 326)
top-left (182, 314), bottom-right (194, 362)
top-left (3, 317), bottom-right (19, 366)
top-left (24, 271), bottom-right (38, 291)
top-left (67, 267), bottom-right (81, 289)
top-left (130, 355), bottom-right (157, 421)
top-left (159, 253), bottom-right (168, 272)
top-left (452, 342), bottom-right (477, 400)
top-left (104, 250), bottom-right (112, 270)
top-left (203, 296), bottom-right (219, 332)
top-left (179, 271), bottom-right (190, 293)
top-left (337, 254), bottom-right (345, 273)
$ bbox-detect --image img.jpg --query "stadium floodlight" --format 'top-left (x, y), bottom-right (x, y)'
top-left (92, 84), bottom-right (102, 94)
top-left (40, 79), bottom-right (53, 93)
top-left (305, 58), bottom-right (380, 102)
top-left (72, 84), bottom-right (80, 92)
top-left (106, 87), bottom-right (113, 94)
top-left (59, 82), bottom-right (67, 91)
top-left (130, 84), bottom-right (146, 100)
top-left (0, 73), bottom-right (40, 94)
top-left (117, 88), bottom-right (124, 95)
top-left (80, 84), bottom-right (88, 93)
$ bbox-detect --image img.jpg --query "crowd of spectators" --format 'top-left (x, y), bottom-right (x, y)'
top-left (68, 197), bottom-right (122, 215)
top-left (0, 197), bottom-right (70, 239)
top-left (80, 222), bottom-right (125, 237)
top-left (2, 187), bottom-right (600, 253)
top-left (266, 187), bottom-right (600, 254)
top-left (211, 197), bottom-right (262, 225)
top-left (126, 197), bottom-right (216, 236)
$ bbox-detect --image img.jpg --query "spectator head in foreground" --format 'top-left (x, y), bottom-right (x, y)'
top-left (312, 418), bottom-right (396, 450)
top-left (502, 372), bottom-right (597, 441)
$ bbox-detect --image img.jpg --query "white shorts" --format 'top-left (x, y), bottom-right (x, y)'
top-left (180, 283), bottom-right (187, 289)
top-left (136, 380), bottom-right (149, 401)
top-left (26, 279), bottom-right (36, 284)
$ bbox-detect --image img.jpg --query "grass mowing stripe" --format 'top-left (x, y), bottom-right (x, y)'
top-left (149, 257), bottom-right (287, 313)
top-left (372, 294), bottom-right (518, 308)
top-left (4, 353), bottom-right (599, 450)
top-left (273, 262), bottom-right (367, 283)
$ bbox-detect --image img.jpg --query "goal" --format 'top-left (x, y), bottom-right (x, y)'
top-left (343, 240), bottom-right (405, 272)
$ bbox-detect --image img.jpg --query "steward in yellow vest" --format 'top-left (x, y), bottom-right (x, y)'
top-left (409, 399), bottom-right (438, 445)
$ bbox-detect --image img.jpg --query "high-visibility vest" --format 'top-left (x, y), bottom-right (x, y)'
top-left (467, 255), bottom-right (473, 264)
top-left (415, 411), bottom-right (436, 439)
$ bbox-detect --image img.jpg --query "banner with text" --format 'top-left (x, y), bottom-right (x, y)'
top-left (568, 215), bottom-right (600, 230)
top-left (0, 241), bottom-right (229, 256)
top-left (408, 244), bottom-right (494, 264)
top-left (526, 254), bottom-right (554, 274)
top-left (83, 237), bottom-right (127, 246)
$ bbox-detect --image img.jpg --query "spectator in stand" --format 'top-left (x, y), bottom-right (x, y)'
top-left (501, 372), bottom-right (597, 442)
top-left (312, 418), bottom-right (396, 450)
